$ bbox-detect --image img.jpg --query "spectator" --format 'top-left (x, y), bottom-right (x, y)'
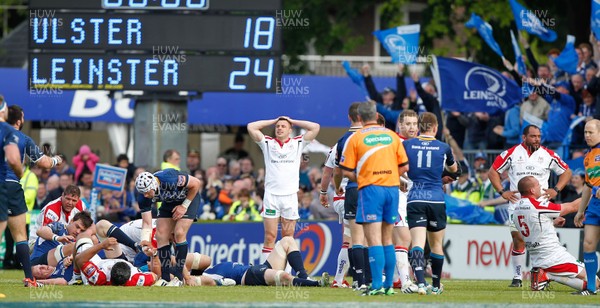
top-left (570, 73), bottom-right (585, 113)
top-left (115, 154), bottom-right (136, 184)
top-left (520, 92), bottom-right (550, 121)
top-left (45, 174), bottom-right (59, 193)
top-left (205, 180), bottom-right (225, 220)
top-left (78, 169), bottom-right (94, 188)
top-left (239, 157), bottom-right (256, 178)
top-left (411, 72), bottom-right (444, 140)
top-left (298, 191), bottom-right (313, 220)
top-left (536, 82), bottom-right (576, 148)
top-left (465, 112), bottom-right (490, 150)
top-left (215, 156), bottom-right (228, 180)
top-left (187, 150), bottom-right (201, 175)
top-left (222, 135), bottom-right (249, 161)
top-left (561, 169), bottom-right (586, 228)
top-left (161, 149), bottom-right (181, 170)
top-left (43, 173), bottom-right (73, 206)
top-left (228, 160), bottom-right (241, 180)
top-left (72, 145), bottom-right (99, 183)
top-left (446, 112), bottom-right (469, 149)
top-left (572, 90), bottom-right (596, 146)
top-left (35, 182), bottom-right (48, 209)
top-left (224, 188), bottom-right (261, 222)
top-left (578, 42), bottom-right (598, 77)
top-left (493, 103), bottom-right (521, 148)
top-left (473, 152), bottom-right (488, 175)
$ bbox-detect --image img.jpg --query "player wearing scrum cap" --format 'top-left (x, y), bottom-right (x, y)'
top-left (135, 168), bottom-right (201, 286)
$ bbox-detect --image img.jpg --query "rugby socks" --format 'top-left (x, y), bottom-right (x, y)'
top-left (347, 247), bottom-right (356, 281)
top-left (107, 225), bottom-right (137, 250)
top-left (409, 247), bottom-right (426, 285)
top-left (430, 253), bottom-right (444, 288)
top-left (287, 251), bottom-right (308, 279)
top-left (158, 245), bottom-right (172, 281)
top-left (351, 245), bottom-right (366, 286)
top-left (173, 241), bottom-right (188, 281)
top-left (261, 247), bottom-right (272, 264)
top-left (368, 245), bottom-right (384, 290)
top-left (383, 245), bottom-right (396, 289)
top-left (547, 272), bottom-right (585, 291)
top-left (395, 246), bottom-right (410, 287)
top-left (16, 241), bottom-right (33, 279)
top-left (584, 252), bottom-right (598, 292)
top-left (334, 242), bottom-right (350, 283)
top-left (363, 247), bottom-right (372, 284)
top-left (511, 248), bottom-right (526, 280)
top-left (292, 277), bottom-right (319, 287)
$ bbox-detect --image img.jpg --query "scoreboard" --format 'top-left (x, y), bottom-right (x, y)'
top-left (28, 0), bottom-right (283, 92)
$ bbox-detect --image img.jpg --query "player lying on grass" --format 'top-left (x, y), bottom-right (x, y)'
top-left (30, 211), bottom-right (94, 267)
top-left (31, 256), bottom-right (75, 285)
top-left (145, 247), bottom-right (225, 287)
top-left (513, 176), bottom-right (599, 293)
top-left (95, 218), bottom-right (156, 263)
top-left (202, 236), bottom-right (330, 287)
top-left (73, 236), bottom-right (157, 286)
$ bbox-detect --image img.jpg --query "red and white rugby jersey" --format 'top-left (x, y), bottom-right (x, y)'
top-left (30, 197), bottom-right (86, 247)
top-left (492, 144), bottom-right (568, 192)
top-left (120, 219), bottom-right (158, 248)
top-left (82, 258), bottom-right (155, 286)
top-left (257, 135), bottom-right (310, 195)
top-left (512, 197), bottom-right (564, 268)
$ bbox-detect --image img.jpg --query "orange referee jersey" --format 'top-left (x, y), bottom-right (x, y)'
top-left (584, 144), bottom-right (600, 187)
top-left (339, 124), bottom-right (408, 189)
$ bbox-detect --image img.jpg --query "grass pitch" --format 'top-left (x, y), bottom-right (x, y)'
top-left (0, 270), bottom-right (599, 306)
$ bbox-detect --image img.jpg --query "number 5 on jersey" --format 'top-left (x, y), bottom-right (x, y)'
top-left (517, 215), bottom-right (530, 237)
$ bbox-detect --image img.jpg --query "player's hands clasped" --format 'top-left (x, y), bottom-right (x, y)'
top-left (172, 205), bottom-right (187, 220)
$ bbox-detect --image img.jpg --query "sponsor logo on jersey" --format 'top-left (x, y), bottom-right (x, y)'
top-left (46, 210), bottom-right (59, 222)
top-left (265, 209), bottom-right (276, 216)
top-left (136, 276), bottom-right (145, 286)
top-left (526, 165), bottom-right (535, 170)
top-left (366, 214), bottom-right (377, 220)
top-left (363, 134), bottom-right (393, 146)
top-left (595, 155), bottom-right (600, 162)
top-left (177, 175), bottom-right (186, 187)
top-left (83, 263), bottom-right (96, 277)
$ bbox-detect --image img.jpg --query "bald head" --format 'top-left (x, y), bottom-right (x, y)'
top-left (517, 176), bottom-right (537, 197)
top-left (585, 119), bottom-right (600, 147)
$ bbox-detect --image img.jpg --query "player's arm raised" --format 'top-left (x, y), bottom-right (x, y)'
top-left (287, 118), bottom-right (320, 142)
top-left (247, 118), bottom-right (278, 142)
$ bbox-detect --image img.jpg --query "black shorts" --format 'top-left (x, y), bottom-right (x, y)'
top-left (243, 263), bottom-right (271, 286)
top-left (407, 201), bottom-right (446, 232)
top-left (343, 186), bottom-right (358, 220)
top-left (158, 195), bottom-right (200, 220)
top-left (31, 251), bottom-right (50, 266)
top-left (0, 181), bottom-right (27, 221)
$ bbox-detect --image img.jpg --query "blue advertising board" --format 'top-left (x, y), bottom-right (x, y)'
top-left (92, 164), bottom-right (128, 191)
top-left (186, 220), bottom-right (343, 275)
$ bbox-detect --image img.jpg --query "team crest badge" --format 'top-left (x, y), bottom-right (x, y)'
top-left (595, 155), bottom-right (600, 162)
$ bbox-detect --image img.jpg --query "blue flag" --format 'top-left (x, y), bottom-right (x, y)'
top-left (553, 35), bottom-right (578, 74)
top-left (509, 0), bottom-right (557, 42)
top-left (510, 30), bottom-right (527, 75)
top-left (592, 0), bottom-right (600, 39)
top-left (341, 61), bottom-right (368, 98)
top-left (465, 13), bottom-right (504, 58)
top-left (433, 56), bottom-right (521, 114)
top-left (373, 24), bottom-right (420, 64)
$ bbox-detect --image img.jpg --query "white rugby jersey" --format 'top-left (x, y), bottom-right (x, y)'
top-left (512, 197), bottom-right (568, 268)
top-left (492, 144), bottom-right (568, 192)
top-left (258, 135), bottom-right (310, 195)
top-left (324, 144), bottom-right (348, 190)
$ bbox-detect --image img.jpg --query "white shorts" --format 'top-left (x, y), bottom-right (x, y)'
top-left (332, 195), bottom-right (347, 224)
top-left (262, 191), bottom-right (299, 220)
top-left (533, 246), bottom-right (582, 273)
top-left (508, 202), bottom-right (518, 232)
top-left (117, 223), bottom-right (141, 262)
top-left (394, 190), bottom-right (408, 228)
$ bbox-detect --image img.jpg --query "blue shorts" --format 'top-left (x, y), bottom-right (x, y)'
top-left (356, 185), bottom-right (399, 224)
top-left (585, 198), bottom-right (600, 226)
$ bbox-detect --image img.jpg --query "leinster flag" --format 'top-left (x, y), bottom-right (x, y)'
top-left (553, 35), bottom-right (578, 74)
top-left (509, 0), bottom-right (557, 42)
top-left (592, 0), bottom-right (600, 39)
top-left (510, 30), bottom-right (527, 75)
top-left (373, 24), bottom-right (420, 64)
top-left (465, 13), bottom-right (504, 58)
top-left (433, 56), bottom-right (521, 114)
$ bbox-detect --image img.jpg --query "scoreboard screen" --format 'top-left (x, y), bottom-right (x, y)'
top-left (28, 0), bottom-right (283, 92)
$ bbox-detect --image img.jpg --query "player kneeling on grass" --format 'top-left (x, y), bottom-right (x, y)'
top-left (513, 176), bottom-right (597, 293)
top-left (74, 236), bottom-right (157, 286)
top-left (202, 236), bottom-right (330, 287)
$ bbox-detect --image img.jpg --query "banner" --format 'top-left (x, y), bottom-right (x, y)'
top-left (510, 30), bottom-right (527, 75)
top-left (509, 0), bottom-right (557, 42)
top-left (186, 220), bottom-right (343, 275)
top-left (373, 24), bottom-right (421, 64)
top-left (553, 35), bottom-right (579, 74)
top-left (443, 225), bottom-right (581, 279)
top-left (593, 0), bottom-right (600, 39)
top-left (465, 13), bottom-right (504, 58)
top-left (433, 56), bottom-right (522, 114)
